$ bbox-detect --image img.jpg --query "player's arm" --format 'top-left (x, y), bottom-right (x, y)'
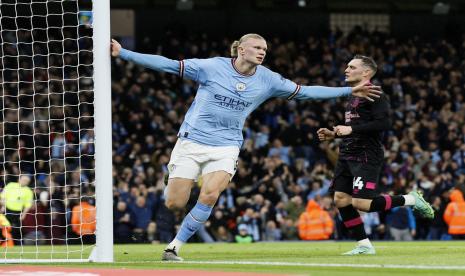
top-left (296, 83), bottom-right (381, 101)
top-left (334, 95), bottom-right (391, 136)
top-left (111, 39), bottom-right (180, 75)
top-left (112, 39), bottom-right (207, 83)
top-left (270, 73), bottom-right (381, 101)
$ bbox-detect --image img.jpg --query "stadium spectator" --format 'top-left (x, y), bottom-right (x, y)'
top-left (285, 195), bottom-right (305, 222)
top-left (268, 138), bottom-right (291, 165)
top-left (386, 206), bottom-right (416, 241)
top-left (70, 198), bottom-right (96, 244)
top-left (298, 199), bottom-right (334, 240)
top-left (427, 196), bottom-right (448, 240)
top-left (111, 33), bottom-right (379, 262)
top-left (235, 224), bottom-right (253, 243)
top-left (238, 207), bottom-right (262, 241)
top-left (0, 175), bottom-right (34, 243)
top-left (21, 191), bottom-right (49, 245)
top-left (0, 212), bottom-right (13, 248)
top-left (129, 195), bottom-right (156, 243)
top-left (113, 201), bottom-right (135, 244)
top-left (263, 220), bottom-right (282, 241)
top-left (280, 218), bottom-right (299, 240)
top-left (443, 189), bottom-right (465, 239)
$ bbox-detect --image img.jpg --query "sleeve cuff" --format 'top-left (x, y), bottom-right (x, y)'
top-left (345, 87), bottom-right (352, 96)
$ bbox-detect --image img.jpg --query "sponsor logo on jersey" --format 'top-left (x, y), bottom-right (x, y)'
top-left (345, 111), bottom-right (360, 123)
top-left (350, 97), bottom-right (361, 107)
top-left (214, 94), bottom-right (252, 111)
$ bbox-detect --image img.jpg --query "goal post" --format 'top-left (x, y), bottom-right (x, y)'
top-left (92, 0), bottom-right (113, 263)
top-left (0, 0), bottom-right (113, 263)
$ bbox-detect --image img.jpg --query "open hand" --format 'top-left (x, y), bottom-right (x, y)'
top-left (352, 83), bottom-right (382, 101)
top-left (111, 39), bottom-right (122, 57)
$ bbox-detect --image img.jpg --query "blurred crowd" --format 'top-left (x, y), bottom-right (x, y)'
top-left (0, 24), bottom-right (96, 245)
top-left (1, 26), bottom-right (465, 246)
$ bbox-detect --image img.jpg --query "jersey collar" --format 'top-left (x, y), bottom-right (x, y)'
top-left (231, 58), bottom-right (257, 77)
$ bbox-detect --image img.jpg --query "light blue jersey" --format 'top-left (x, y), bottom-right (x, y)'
top-left (119, 49), bottom-right (352, 147)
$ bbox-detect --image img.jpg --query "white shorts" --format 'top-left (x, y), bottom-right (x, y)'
top-left (167, 139), bottom-right (240, 180)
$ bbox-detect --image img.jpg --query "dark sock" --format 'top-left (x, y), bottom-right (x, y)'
top-left (338, 205), bottom-right (367, 241)
top-left (369, 195), bottom-right (405, 212)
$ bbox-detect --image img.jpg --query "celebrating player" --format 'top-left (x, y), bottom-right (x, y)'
top-left (111, 34), bottom-right (381, 261)
top-left (317, 55), bottom-right (434, 255)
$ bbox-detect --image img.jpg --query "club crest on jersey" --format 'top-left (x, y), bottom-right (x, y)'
top-left (236, 82), bottom-right (246, 91)
top-left (350, 97), bottom-right (360, 107)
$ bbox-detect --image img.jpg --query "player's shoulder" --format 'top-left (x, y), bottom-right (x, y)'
top-left (205, 57), bottom-right (234, 70)
top-left (258, 65), bottom-right (275, 75)
top-left (184, 56), bottom-right (227, 65)
top-left (208, 56), bottom-right (230, 64)
top-left (367, 91), bottom-right (390, 107)
top-left (257, 65), bottom-right (282, 80)
top-left (378, 91), bottom-right (390, 102)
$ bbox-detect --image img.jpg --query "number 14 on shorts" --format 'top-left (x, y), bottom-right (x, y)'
top-left (353, 177), bottom-right (364, 190)
top-left (353, 177), bottom-right (376, 190)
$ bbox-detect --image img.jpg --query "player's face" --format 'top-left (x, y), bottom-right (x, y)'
top-left (239, 38), bottom-right (267, 65)
top-left (345, 59), bottom-right (372, 84)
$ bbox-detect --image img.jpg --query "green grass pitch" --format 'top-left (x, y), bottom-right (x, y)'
top-left (2, 241), bottom-right (465, 275)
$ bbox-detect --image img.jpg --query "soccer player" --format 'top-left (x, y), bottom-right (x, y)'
top-left (317, 55), bottom-right (434, 255)
top-left (111, 34), bottom-right (381, 261)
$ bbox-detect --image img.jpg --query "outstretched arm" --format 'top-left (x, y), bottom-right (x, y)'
top-left (111, 39), bottom-right (179, 75)
top-left (292, 85), bottom-right (352, 100)
top-left (294, 84), bottom-right (381, 101)
top-left (271, 72), bottom-right (382, 101)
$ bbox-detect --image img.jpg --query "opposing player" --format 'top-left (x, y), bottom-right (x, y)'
top-left (111, 34), bottom-right (381, 261)
top-left (317, 55), bottom-right (434, 255)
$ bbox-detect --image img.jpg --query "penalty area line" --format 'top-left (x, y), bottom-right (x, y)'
top-left (118, 260), bottom-right (465, 270)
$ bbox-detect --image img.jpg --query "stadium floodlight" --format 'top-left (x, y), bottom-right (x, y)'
top-left (432, 2), bottom-right (450, 15)
top-left (176, 0), bottom-right (194, 10)
top-left (0, 0), bottom-right (113, 263)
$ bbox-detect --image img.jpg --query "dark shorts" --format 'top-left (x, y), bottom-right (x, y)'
top-left (330, 159), bottom-right (382, 199)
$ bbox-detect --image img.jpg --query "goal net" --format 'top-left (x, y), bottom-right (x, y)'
top-left (0, 0), bottom-right (112, 262)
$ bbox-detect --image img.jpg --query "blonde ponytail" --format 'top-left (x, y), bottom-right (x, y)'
top-left (230, 40), bottom-right (240, 57)
top-left (230, 33), bottom-right (266, 57)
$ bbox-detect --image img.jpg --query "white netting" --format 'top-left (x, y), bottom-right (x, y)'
top-left (0, 0), bottom-right (96, 261)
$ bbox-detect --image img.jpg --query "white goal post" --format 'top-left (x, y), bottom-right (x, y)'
top-left (0, 0), bottom-right (113, 263)
top-left (92, 0), bottom-right (113, 263)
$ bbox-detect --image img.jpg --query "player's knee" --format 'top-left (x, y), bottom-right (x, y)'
top-left (351, 198), bottom-right (362, 210)
top-left (334, 193), bottom-right (351, 208)
top-left (351, 198), bottom-right (370, 212)
top-left (164, 198), bottom-right (184, 210)
top-left (199, 191), bottom-right (220, 206)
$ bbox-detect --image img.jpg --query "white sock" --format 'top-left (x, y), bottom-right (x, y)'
top-left (403, 195), bottom-right (415, 206)
top-left (358, 238), bottom-right (373, 248)
top-left (166, 238), bottom-right (184, 254)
